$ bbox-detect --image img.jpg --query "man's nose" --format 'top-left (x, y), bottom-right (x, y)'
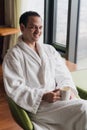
top-left (35, 27), bottom-right (40, 33)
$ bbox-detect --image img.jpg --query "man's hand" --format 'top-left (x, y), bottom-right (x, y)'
top-left (42, 89), bottom-right (61, 103)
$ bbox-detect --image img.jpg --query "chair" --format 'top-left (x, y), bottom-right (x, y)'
top-left (7, 86), bottom-right (87, 130)
top-left (7, 96), bottom-right (34, 130)
top-left (77, 87), bottom-right (87, 100)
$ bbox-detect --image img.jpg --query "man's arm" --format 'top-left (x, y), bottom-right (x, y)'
top-left (42, 89), bottom-right (61, 103)
top-left (2, 51), bottom-right (46, 114)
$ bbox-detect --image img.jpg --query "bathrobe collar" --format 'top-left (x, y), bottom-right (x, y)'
top-left (17, 35), bottom-right (46, 66)
top-left (17, 35), bottom-right (50, 86)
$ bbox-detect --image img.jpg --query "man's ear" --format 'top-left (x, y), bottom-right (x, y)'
top-left (20, 23), bottom-right (25, 32)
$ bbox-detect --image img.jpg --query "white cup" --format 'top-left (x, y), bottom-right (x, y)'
top-left (60, 87), bottom-right (71, 101)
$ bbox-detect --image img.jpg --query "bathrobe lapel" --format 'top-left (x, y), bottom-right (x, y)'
top-left (17, 36), bottom-right (50, 86)
top-left (36, 43), bottom-right (51, 87)
top-left (17, 36), bottom-right (41, 66)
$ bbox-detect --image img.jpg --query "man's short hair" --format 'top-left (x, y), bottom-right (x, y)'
top-left (19, 11), bottom-right (41, 27)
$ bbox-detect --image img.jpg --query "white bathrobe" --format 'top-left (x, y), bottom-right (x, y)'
top-left (2, 36), bottom-right (87, 130)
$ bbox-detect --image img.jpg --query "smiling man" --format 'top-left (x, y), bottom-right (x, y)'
top-left (2, 11), bottom-right (87, 130)
top-left (20, 12), bottom-right (42, 49)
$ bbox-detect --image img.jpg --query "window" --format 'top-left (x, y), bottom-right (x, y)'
top-left (44, 0), bottom-right (80, 62)
top-left (77, 0), bottom-right (87, 69)
top-left (56, 0), bottom-right (68, 46)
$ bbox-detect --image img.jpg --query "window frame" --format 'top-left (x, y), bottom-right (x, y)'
top-left (44, 0), bottom-right (81, 63)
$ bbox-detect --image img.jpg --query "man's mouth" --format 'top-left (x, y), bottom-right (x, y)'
top-left (34, 34), bottom-right (40, 38)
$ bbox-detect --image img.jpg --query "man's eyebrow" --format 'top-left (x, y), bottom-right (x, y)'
top-left (29, 23), bottom-right (42, 26)
top-left (28, 23), bottom-right (34, 26)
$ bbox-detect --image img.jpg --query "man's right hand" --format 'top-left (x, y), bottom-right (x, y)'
top-left (42, 89), bottom-right (61, 103)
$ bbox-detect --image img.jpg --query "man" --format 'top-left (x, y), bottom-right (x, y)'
top-left (2, 11), bottom-right (87, 130)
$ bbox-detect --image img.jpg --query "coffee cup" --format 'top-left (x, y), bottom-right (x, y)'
top-left (60, 87), bottom-right (71, 101)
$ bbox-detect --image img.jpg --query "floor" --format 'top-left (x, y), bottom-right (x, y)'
top-left (77, 58), bottom-right (87, 70)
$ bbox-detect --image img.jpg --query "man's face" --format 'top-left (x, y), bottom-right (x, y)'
top-left (20, 16), bottom-right (43, 43)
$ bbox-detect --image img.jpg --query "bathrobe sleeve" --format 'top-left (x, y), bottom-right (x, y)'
top-left (2, 50), bottom-right (46, 114)
top-left (49, 46), bottom-right (78, 96)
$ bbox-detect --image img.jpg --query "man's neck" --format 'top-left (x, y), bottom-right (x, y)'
top-left (22, 36), bottom-right (39, 55)
top-left (26, 41), bottom-right (39, 55)
top-left (22, 36), bottom-right (36, 49)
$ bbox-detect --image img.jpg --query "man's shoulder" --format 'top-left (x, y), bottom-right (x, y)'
top-left (42, 43), bottom-right (61, 57)
top-left (42, 43), bottom-right (57, 54)
top-left (4, 44), bottom-right (22, 61)
top-left (43, 43), bottom-right (55, 51)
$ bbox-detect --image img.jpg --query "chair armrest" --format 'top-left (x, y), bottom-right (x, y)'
top-left (77, 86), bottom-right (87, 100)
top-left (7, 96), bottom-right (34, 130)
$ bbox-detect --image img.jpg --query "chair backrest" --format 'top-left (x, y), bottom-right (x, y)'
top-left (7, 96), bottom-right (34, 130)
top-left (77, 87), bottom-right (87, 100)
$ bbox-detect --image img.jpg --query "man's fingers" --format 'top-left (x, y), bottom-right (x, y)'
top-left (53, 89), bottom-right (60, 92)
top-left (54, 91), bottom-right (61, 97)
top-left (52, 97), bottom-right (61, 102)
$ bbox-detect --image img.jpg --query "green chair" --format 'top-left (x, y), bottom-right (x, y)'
top-left (7, 87), bottom-right (87, 130)
top-left (7, 96), bottom-right (34, 130)
top-left (77, 87), bottom-right (87, 100)
top-left (7, 69), bottom-right (87, 130)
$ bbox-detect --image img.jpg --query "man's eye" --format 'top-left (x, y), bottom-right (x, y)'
top-left (39, 26), bottom-right (42, 29)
